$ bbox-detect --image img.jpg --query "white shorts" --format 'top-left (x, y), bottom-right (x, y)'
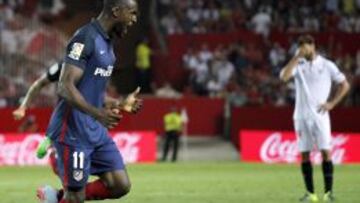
top-left (294, 116), bottom-right (332, 152)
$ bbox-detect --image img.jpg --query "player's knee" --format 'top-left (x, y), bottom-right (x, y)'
top-left (113, 183), bottom-right (131, 198)
top-left (110, 180), bottom-right (131, 198)
top-left (321, 150), bottom-right (331, 161)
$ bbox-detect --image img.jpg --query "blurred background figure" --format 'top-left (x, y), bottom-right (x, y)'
top-left (154, 82), bottom-right (182, 98)
top-left (135, 37), bottom-right (152, 93)
top-left (162, 106), bottom-right (183, 162)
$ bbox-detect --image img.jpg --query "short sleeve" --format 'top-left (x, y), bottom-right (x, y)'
top-left (64, 31), bottom-right (94, 70)
top-left (46, 62), bottom-right (62, 82)
top-left (327, 61), bottom-right (345, 84)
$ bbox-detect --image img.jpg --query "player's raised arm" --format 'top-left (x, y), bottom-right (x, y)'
top-left (279, 49), bottom-right (304, 83)
top-left (13, 73), bottom-right (51, 120)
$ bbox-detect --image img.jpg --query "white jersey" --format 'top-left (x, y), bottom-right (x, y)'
top-left (292, 55), bottom-right (345, 120)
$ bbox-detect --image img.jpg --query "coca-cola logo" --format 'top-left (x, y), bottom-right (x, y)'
top-left (260, 132), bottom-right (298, 163)
top-left (260, 132), bottom-right (349, 164)
top-left (0, 132), bottom-right (155, 166)
top-left (0, 134), bottom-right (49, 166)
top-left (112, 132), bottom-right (141, 163)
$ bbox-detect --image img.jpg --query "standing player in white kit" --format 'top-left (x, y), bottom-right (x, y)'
top-left (280, 35), bottom-right (350, 202)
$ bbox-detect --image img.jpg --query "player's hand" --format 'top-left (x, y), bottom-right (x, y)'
top-left (13, 107), bottom-right (26, 120)
top-left (96, 108), bottom-right (122, 129)
top-left (104, 99), bottom-right (120, 110)
top-left (318, 102), bottom-right (335, 114)
top-left (295, 47), bottom-right (306, 59)
top-left (120, 87), bottom-right (143, 114)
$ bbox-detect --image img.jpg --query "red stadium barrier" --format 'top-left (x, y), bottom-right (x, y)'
top-left (0, 98), bottom-right (224, 135)
top-left (240, 130), bottom-right (360, 164)
top-left (0, 131), bottom-right (156, 166)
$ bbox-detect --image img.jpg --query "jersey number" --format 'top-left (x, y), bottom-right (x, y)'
top-left (73, 151), bottom-right (84, 169)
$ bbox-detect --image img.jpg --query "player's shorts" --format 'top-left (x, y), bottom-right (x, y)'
top-left (53, 139), bottom-right (125, 190)
top-left (294, 115), bottom-right (332, 152)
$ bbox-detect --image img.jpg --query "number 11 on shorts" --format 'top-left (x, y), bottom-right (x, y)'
top-left (73, 151), bottom-right (84, 169)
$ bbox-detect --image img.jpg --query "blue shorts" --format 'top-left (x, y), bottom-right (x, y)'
top-left (53, 139), bottom-right (125, 190)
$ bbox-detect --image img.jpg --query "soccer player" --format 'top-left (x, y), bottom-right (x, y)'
top-left (37, 0), bottom-right (139, 203)
top-left (280, 35), bottom-right (350, 202)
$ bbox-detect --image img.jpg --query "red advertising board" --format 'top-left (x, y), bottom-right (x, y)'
top-left (240, 130), bottom-right (360, 164)
top-left (0, 131), bottom-right (157, 166)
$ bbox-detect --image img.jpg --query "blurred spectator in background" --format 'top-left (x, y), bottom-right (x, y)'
top-left (135, 37), bottom-right (153, 93)
top-left (207, 52), bottom-right (234, 97)
top-left (198, 43), bottom-right (213, 63)
top-left (250, 8), bottom-right (271, 38)
top-left (269, 43), bottom-right (286, 75)
top-left (191, 54), bottom-right (209, 95)
top-left (326, 0), bottom-right (339, 12)
top-left (183, 47), bottom-right (209, 95)
top-left (228, 43), bottom-right (248, 73)
top-left (155, 82), bottom-right (182, 99)
top-left (183, 47), bottom-right (197, 68)
top-left (162, 107), bottom-right (183, 162)
top-left (303, 14), bottom-right (320, 32)
top-left (37, 0), bottom-right (66, 23)
top-left (228, 85), bottom-right (248, 107)
top-left (160, 12), bottom-right (183, 35)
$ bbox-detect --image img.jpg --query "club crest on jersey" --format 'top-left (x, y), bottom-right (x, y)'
top-left (94, 65), bottom-right (113, 77)
top-left (73, 170), bottom-right (84, 182)
top-left (68, 43), bottom-right (85, 60)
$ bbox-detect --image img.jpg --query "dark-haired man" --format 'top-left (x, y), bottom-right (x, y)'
top-left (280, 35), bottom-right (350, 202)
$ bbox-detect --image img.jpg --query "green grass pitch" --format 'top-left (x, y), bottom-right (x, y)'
top-left (0, 162), bottom-right (359, 203)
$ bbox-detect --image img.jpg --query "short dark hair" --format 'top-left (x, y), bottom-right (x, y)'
top-left (103, 0), bottom-right (126, 12)
top-left (297, 35), bottom-right (315, 46)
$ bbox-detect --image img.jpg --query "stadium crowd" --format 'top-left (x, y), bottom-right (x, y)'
top-left (181, 41), bottom-right (360, 106)
top-left (158, 0), bottom-right (360, 36)
top-left (0, 1), bottom-right (66, 107)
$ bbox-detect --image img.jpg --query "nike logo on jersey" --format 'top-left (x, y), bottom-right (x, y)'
top-left (100, 50), bottom-right (105, 55)
top-left (94, 65), bottom-right (113, 77)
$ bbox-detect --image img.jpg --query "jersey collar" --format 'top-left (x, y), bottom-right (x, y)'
top-left (92, 19), bottom-right (111, 41)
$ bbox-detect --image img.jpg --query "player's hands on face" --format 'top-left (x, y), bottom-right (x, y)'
top-left (96, 108), bottom-right (122, 129)
top-left (318, 102), bottom-right (335, 114)
top-left (13, 107), bottom-right (26, 120)
top-left (296, 46), bottom-right (306, 58)
top-left (121, 87), bottom-right (143, 114)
